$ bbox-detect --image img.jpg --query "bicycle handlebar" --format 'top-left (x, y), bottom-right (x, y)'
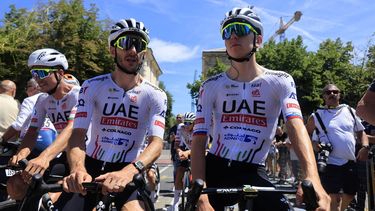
top-left (185, 179), bottom-right (319, 211)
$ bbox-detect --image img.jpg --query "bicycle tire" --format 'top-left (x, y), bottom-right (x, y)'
top-left (0, 199), bottom-right (19, 211)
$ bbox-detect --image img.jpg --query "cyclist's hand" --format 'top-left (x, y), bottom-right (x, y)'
top-left (22, 156), bottom-right (49, 182)
top-left (9, 154), bottom-right (25, 166)
top-left (196, 194), bottom-right (214, 211)
top-left (179, 151), bottom-right (188, 160)
top-left (95, 166), bottom-right (136, 195)
top-left (304, 178), bottom-right (331, 211)
top-left (63, 170), bottom-right (92, 195)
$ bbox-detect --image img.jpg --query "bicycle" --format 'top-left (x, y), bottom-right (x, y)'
top-left (82, 173), bottom-right (155, 211)
top-left (183, 179), bottom-right (319, 211)
top-left (179, 164), bottom-right (192, 210)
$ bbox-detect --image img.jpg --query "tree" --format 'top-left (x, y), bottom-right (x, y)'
top-left (187, 57), bottom-right (228, 105)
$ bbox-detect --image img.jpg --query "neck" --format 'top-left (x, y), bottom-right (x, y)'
top-left (112, 69), bottom-right (142, 91)
top-left (51, 81), bottom-right (73, 100)
top-left (227, 58), bottom-right (262, 82)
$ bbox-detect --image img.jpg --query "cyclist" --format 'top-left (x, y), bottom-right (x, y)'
top-left (171, 112), bottom-right (195, 210)
top-left (1, 78), bottom-right (57, 154)
top-left (357, 79), bottom-right (375, 125)
top-left (62, 18), bottom-right (167, 210)
top-left (191, 6), bottom-right (330, 211)
top-left (7, 48), bottom-right (79, 200)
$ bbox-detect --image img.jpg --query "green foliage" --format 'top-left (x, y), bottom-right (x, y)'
top-left (0, 0), bottom-right (175, 130)
top-left (187, 57), bottom-right (228, 101)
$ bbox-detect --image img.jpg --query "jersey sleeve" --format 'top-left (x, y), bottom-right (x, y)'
top-left (11, 97), bottom-right (34, 131)
top-left (146, 89), bottom-right (167, 139)
top-left (193, 82), bottom-right (214, 136)
top-left (274, 73), bottom-right (303, 122)
top-left (73, 80), bottom-right (95, 129)
top-left (29, 95), bottom-right (47, 130)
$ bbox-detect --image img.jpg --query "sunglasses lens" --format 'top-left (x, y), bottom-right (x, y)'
top-left (116, 36), bottom-right (147, 52)
top-left (222, 23), bottom-right (253, 40)
top-left (31, 69), bottom-right (51, 79)
top-left (325, 90), bottom-right (339, 95)
top-left (184, 122), bottom-right (192, 126)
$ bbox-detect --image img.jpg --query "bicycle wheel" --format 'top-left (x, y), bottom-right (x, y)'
top-left (0, 199), bottom-right (19, 211)
top-left (180, 168), bottom-right (191, 210)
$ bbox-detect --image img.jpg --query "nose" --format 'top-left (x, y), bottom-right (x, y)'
top-left (229, 31), bottom-right (238, 40)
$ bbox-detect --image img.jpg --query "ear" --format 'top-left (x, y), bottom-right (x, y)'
top-left (109, 46), bottom-right (116, 57)
top-left (255, 35), bottom-right (263, 48)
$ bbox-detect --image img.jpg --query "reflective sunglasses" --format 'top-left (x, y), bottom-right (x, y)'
top-left (184, 121), bottom-right (193, 126)
top-left (221, 22), bottom-right (257, 40)
top-left (114, 35), bottom-right (148, 52)
top-left (30, 69), bottom-right (58, 80)
top-left (324, 90), bottom-right (340, 95)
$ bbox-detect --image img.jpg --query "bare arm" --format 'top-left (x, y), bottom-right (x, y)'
top-left (191, 134), bottom-right (208, 182)
top-left (356, 90), bottom-right (375, 125)
top-left (133, 136), bottom-right (163, 169)
top-left (67, 128), bottom-right (88, 173)
top-left (356, 130), bottom-right (369, 161)
top-left (286, 118), bottom-right (330, 209)
top-left (1, 126), bottom-right (19, 142)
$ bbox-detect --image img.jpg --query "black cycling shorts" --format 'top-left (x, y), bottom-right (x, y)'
top-left (205, 153), bottom-right (293, 211)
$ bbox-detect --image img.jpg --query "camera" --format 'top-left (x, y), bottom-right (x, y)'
top-left (317, 141), bottom-right (333, 173)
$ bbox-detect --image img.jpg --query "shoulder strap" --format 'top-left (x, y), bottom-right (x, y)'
top-left (314, 111), bottom-right (328, 135)
top-left (346, 105), bottom-right (358, 131)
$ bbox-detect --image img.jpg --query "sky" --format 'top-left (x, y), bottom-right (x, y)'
top-left (1, 0), bottom-right (375, 116)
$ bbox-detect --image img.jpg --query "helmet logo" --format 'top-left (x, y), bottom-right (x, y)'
top-left (37, 51), bottom-right (47, 61)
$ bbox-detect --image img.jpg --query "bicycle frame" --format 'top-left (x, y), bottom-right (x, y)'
top-left (184, 179), bottom-right (318, 211)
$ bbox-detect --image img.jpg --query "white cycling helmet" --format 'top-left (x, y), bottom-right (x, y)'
top-left (27, 48), bottom-right (68, 70)
top-left (221, 6), bottom-right (263, 36)
top-left (108, 18), bottom-right (150, 48)
top-left (184, 112), bottom-right (196, 122)
top-left (63, 74), bottom-right (80, 86)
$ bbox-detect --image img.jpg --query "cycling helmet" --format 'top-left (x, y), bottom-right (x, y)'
top-left (183, 112), bottom-right (196, 122)
top-left (63, 74), bottom-right (80, 86)
top-left (108, 18), bottom-right (150, 48)
top-left (27, 48), bottom-right (68, 70)
top-left (221, 6), bottom-right (263, 36)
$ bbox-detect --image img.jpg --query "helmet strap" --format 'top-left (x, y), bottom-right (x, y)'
top-left (47, 72), bottom-right (61, 95)
top-left (114, 48), bottom-right (142, 75)
top-left (226, 36), bottom-right (257, 63)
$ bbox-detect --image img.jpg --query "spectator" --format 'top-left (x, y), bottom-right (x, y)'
top-left (0, 80), bottom-right (19, 137)
top-left (274, 126), bottom-right (290, 184)
top-left (306, 83), bottom-right (369, 211)
top-left (168, 113), bottom-right (183, 181)
top-left (356, 79), bottom-right (375, 125)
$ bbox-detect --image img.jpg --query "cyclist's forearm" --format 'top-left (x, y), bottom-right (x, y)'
top-left (191, 135), bottom-right (208, 181)
top-left (40, 124), bottom-right (73, 162)
top-left (135, 136), bottom-right (163, 167)
top-left (17, 129), bottom-right (39, 157)
top-left (67, 128), bottom-right (87, 172)
top-left (1, 126), bottom-right (19, 142)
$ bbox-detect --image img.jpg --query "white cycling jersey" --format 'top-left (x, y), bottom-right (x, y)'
top-left (12, 93), bottom-right (55, 138)
top-left (73, 74), bottom-right (167, 163)
top-left (30, 86), bottom-right (80, 133)
top-left (176, 123), bottom-right (192, 150)
top-left (193, 68), bottom-right (303, 165)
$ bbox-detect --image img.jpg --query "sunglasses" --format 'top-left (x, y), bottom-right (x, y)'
top-left (114, 35), bottom-right (148, 52)
top-left (30, 68), bottom-right (58, 80)
top-left (221, 22), bottom-right (257, 40)
top-left (184, 121), bottom-right (193, 126)
top-left (324, 90), bottom-right (340, 95)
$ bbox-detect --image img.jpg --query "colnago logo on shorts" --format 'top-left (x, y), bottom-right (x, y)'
top-left (100, 102), bottom-right (139, 129)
